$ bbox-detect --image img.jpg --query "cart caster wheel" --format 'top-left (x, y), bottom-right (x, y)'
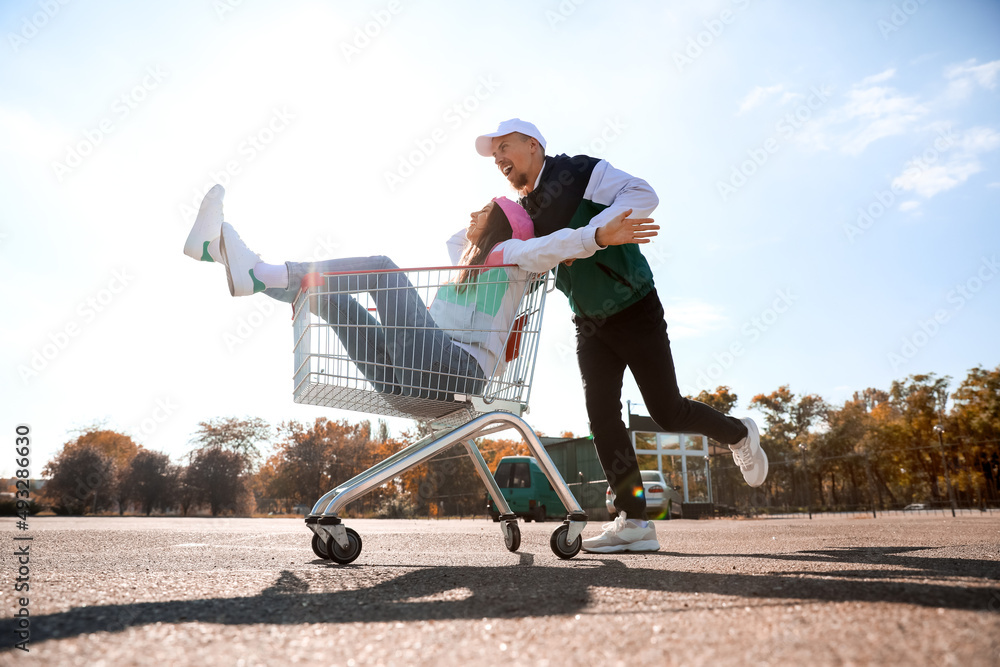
top-left (325, 527), bottom-right (363, 564)
top-left (550, 523), bottom-right (582, 560)
top-left (503, 521), bottom-right (521, 552)
top-left (311, 532), bottom-right (331, 560)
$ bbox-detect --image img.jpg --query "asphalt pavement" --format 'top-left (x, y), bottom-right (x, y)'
top-left (2, 514), bottom-right (998, 666)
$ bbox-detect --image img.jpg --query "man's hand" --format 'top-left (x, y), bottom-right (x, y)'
top-left (594, 209), bottom-right (659, 247)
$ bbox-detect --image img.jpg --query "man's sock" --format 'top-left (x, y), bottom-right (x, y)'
top-left (252, 261), bottom-right (289, 289)
top-left (633, 519), bottom-right (648, 528)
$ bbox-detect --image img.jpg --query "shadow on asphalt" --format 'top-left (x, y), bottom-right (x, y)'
top-left (659, 545), bottom-right (1000, 580)
top-left (6, 544), bottom-right (999, 643)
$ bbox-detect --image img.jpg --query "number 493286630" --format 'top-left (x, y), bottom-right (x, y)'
top-left (15, 424), bottom-right (31, 519)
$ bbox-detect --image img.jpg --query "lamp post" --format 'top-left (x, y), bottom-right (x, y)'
top-left (798, 443), bottom-right (812, 520)
top-left (934, 425), bottom-right (957, 517)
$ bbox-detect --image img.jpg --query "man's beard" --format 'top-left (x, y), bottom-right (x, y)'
top-left (509, 170), bottom-right (529, 191)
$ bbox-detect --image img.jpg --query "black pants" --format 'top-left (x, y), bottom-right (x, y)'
top-left (574, 289), bottom-right (748, 520)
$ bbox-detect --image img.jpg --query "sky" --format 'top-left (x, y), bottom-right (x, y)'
top-left (2, 0), bottom-right (998, 477)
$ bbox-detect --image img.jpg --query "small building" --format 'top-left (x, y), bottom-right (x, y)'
top-left (538, 435), bottom-right (608, 519)
top-left (627, 412), bottom-right (721, 518)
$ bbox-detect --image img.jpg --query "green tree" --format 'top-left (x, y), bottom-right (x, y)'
top-left (122, 449), bottom-right (174, 516)
top-left (41, 445), bottom-right (114, 515)
top-left (189, 417), bottom-right (271, 473)
top-left (186, 448), bottom-right (255, 516)
top-left (175, 465), bottom-right (198, 517)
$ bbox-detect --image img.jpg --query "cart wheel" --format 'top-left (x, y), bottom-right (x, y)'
top-left (325, 527), bottom-right (363, 565)
top-left (503, 521), bottom-right (521, 552)
top-left (311, 532), bottom-right (331, 560)
top-left (550, 523), bottom-right (582, 560)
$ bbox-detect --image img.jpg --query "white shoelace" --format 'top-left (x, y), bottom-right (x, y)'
top-left (731, 442), bottom-right (754, 470)
top-left (600, 512), bottom-right (629, 535)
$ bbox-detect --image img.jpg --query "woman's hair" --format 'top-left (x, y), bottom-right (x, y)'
top-left (456, 203), bottom-right (513, 290)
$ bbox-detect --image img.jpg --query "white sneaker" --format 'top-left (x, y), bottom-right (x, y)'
top-left (730, 417), bottom-right (768, 487)
top-left (581, 512), bottom-right (660, 554)
top-left (184, 184), bottom-right (225, 262)
top-left (219, 222), bottom-right (265, 296)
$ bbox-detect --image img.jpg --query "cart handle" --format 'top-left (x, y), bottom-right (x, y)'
top-left (295, 267), bottom-right (538, 364)
top-left (297, 264), bottom-right (523, 295)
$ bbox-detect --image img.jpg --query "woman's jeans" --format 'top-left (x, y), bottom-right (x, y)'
top-left (264, 255), bottom-right (484, 400)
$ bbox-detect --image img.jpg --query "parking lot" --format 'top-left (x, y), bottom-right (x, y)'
top-left (2, 514), bottom-right (998, 666)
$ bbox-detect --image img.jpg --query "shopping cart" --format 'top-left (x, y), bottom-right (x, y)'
top-left (293, 264), bottom-right (589, 564)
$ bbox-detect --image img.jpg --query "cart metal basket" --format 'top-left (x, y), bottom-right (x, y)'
top-left (293, 264), bottom-right (588, 563)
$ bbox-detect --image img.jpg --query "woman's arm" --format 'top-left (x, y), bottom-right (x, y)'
top-left (445, 229), bottom-right (469, 265)
top-left (488, 211), bottom-right (658, 273)
top-left (582, 159), bottom-right (659, 230)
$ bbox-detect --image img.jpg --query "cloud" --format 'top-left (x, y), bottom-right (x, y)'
top-left (947, 58), bottom-right (1000, 87)
top-left (790, 68), bottom-right (934, 154)
top-left (944, 58), bottom-right (1000, 101)
top-left (898, 200), bottom-right (921, 213)
top-left (859, 68), bottom-right (896, 86)
top-left (737, 84), bottom-right (784, 115)
top-left (662, 299), bottom-right (728, 339)
top-left (893, 161), bottom-right (983, 198)
top-left (808, 84), bottom-right (928, 155)
top-left (959, 126), bottom-right (1000, 153)
top-left (891, 126), bottom-right (1000, 199)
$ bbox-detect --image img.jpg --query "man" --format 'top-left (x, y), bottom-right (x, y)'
top-left (475, 119), bottom-right (768, 553)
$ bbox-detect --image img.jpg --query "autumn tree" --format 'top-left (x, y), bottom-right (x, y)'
top-left (44, 428), bottom-right (139, 514)
top-left (397, 436), bottom-right (532, 518)
top-left (689, 386), bottom-right (740, 416)
top-left (886, 373), bottom-right (951, 504)
top-left (946, 365), bottom-right (1000, 506)
top-left (259, 418), bottom-right (400, 514)
top-left (817, 389), bottom-right (890, 510)
top-left (746, 386), bottom-right (828, 507)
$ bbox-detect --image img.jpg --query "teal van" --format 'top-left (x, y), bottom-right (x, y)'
top-left (488, 456), bottom-right (568, 522)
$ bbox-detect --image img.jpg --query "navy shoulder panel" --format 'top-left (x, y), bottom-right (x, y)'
top-left (519, 154), bottom-right (601, 237)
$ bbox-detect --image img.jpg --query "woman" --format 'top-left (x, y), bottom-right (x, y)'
top-left (185, 186), bottom-right (658, 399)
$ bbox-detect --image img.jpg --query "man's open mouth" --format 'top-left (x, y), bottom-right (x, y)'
top-left (501, 163), bottom-right (513, 177)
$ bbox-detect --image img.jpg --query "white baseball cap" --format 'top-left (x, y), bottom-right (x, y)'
top-left (475, 118), bottom-right (546, 157)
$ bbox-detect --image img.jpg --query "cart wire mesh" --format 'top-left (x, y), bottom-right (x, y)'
top-left (292, 264), bottom-right (549, 427)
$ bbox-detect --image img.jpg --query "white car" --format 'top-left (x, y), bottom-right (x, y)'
top-left (606, 470), bottom-right (683, 520)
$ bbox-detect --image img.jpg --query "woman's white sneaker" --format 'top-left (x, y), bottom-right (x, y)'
top-left (184, 184), bottom-right (225, 262)
top-left (219, 222), bottom-right (265, 296)
top-left (730, 417), bottom-right (768, 487)
top-left (581, 512), bottom-right (660, 554)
